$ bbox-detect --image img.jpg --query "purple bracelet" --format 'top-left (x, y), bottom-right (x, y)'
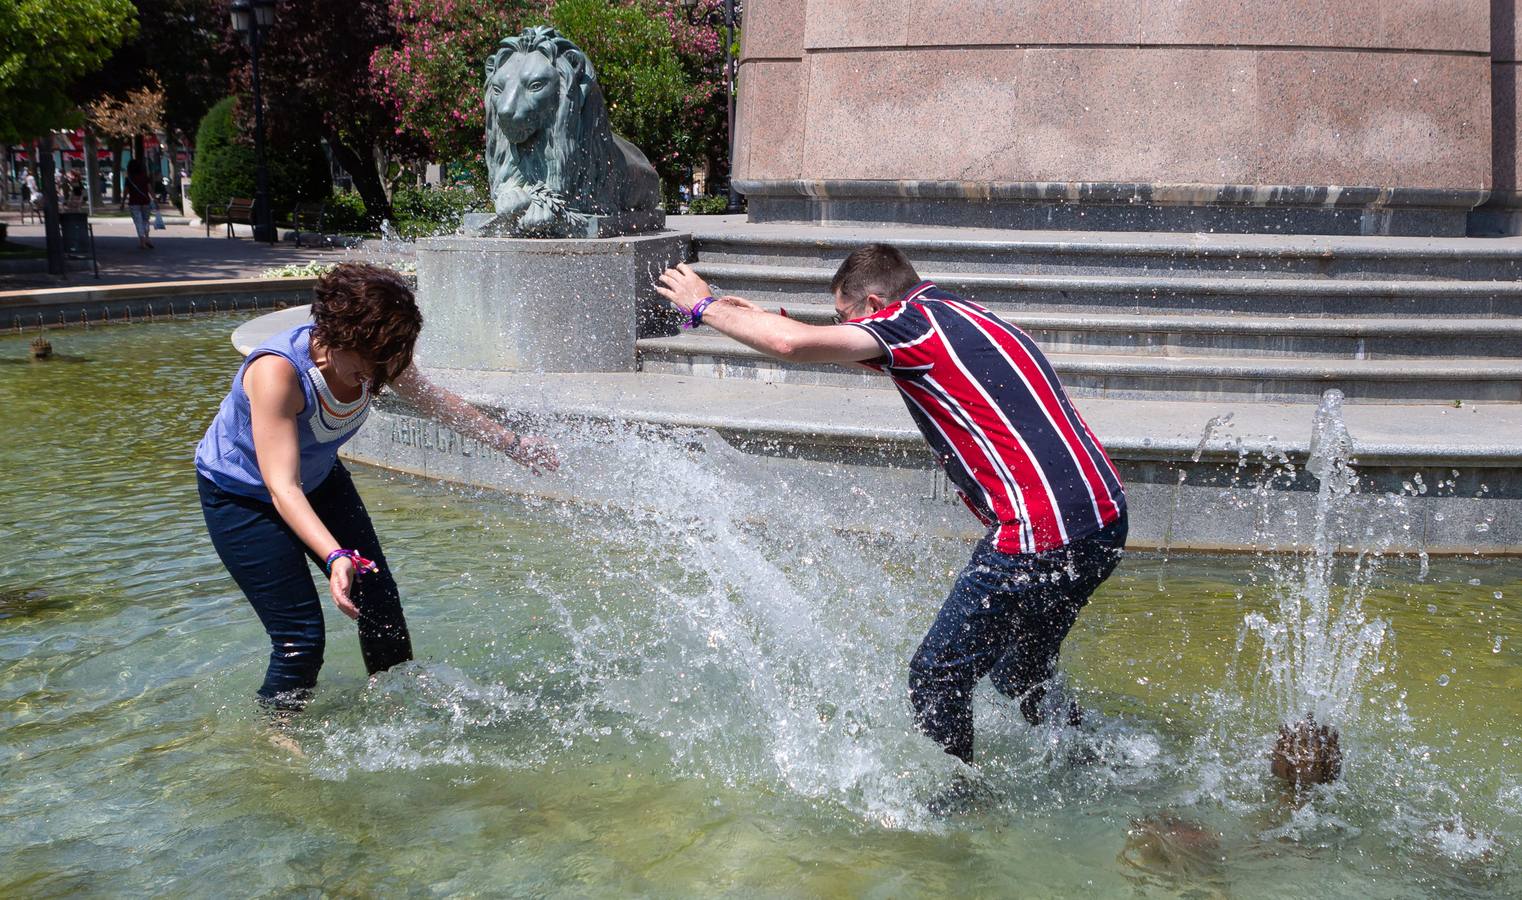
top-left (682, 295), bottom-right (717, 330)
top-left (325, 548), bottom-right (379, 576)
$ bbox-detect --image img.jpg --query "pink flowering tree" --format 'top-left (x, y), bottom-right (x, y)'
top-left (372, 0), bottom-right (732, 202)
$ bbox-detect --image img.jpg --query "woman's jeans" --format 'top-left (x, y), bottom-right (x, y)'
top-left (909, 510), bottom-right (1128, 763)
top-left (199, 464), bottom-right (413, 708)
top-left (128, 204), bottom-right (151, 240)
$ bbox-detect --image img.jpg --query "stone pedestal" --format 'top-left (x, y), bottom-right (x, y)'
top-left (413, 232), bottom-right (689, 373)
top-left (736, 0), bottom-right (1496, 237)
top-left (462, 210), bottom-right (667, 239)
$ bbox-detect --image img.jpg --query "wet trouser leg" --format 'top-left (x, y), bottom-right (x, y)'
top-left (305, 464), bottom-right (413, 674)
top-left (199, 463), bottom-right (412, 708)
top-left (908, 511), bottom-right (1127, 763)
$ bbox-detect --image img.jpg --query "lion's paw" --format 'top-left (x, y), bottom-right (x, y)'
top-left (494, 186), bottom-right (533, 217)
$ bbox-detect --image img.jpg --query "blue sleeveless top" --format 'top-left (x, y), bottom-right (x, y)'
top-left (195, 323), bottom-right (371, 501)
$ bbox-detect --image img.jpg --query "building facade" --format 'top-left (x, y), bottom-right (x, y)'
top-left (734, 0), bottom-right (1522, 236)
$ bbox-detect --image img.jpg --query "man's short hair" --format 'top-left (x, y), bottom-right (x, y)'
top-left (830, 244), bottom-right (922, 306)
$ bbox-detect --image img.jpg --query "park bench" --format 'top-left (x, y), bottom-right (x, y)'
top-left (204, 197), bottom-right (257, 238)
top-left (290, 200), bottom-right (328, 247)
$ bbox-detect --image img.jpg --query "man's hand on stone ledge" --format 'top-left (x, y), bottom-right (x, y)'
top-left (655, 262), bottom-right (714, 314)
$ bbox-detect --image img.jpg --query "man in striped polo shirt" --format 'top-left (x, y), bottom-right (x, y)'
top-left (657, 244), bottom-right (1127, 765)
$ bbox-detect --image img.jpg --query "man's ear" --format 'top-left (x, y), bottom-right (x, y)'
top-left (865, 293), bottom-right (888, 312)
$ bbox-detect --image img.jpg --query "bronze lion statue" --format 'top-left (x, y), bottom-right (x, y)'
top-left (482, 26), bottom-right (663, 238)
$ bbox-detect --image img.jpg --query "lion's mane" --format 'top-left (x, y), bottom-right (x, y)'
top-left (484, 26), bottom-right (622, 216)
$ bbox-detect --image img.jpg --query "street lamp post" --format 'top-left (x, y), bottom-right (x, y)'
top-left (230, 0), bottom-right (278, 243)
top-left (683, 0), bottom-right (742, 213)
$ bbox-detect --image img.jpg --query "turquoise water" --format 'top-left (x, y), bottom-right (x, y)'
top-left (1, 317), bottom-right (1519, 897)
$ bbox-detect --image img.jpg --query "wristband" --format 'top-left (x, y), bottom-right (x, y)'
top-left (682, 295), bottom-right (717, 330)
top-left (326, 548), bottom-right (379, 576)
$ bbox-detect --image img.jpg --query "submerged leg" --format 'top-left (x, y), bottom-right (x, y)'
top-left (990, 516), bottom-right (1128, 724)
top-left (200, 476), bottom-right (326, 708)
top-left (908, 542), bottom-right (1026, 763)
top-left (987, 588), bottom-right (1084, 725)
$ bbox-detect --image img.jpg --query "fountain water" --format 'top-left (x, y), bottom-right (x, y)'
top-left (1238, 389), bottom-right (1390, 790)
top-left (2, 320), bottom-right (1518, 894)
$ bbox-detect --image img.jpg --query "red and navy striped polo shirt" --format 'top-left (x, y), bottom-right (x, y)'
top-left (846, 281), bottom-right (1125, 554)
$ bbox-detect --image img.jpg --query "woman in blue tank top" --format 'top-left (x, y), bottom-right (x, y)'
top-left (196, 263), bottom-right (556, 711)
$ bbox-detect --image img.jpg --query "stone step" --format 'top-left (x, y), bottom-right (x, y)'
top-left (691, 262), bottom-right (1522, 319)
top-left (635, 332), bottom-right (1522, 404)
top-left (759, 303), bottom-right (1522, 359)
top-left (686, 220), bottom-right (1522, 281)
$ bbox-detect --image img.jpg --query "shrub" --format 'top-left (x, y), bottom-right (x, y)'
top-left (389, 184), bottom-right (481, 238)
top-left (322, 189), bottom-right (376, 234)
top-left (687, 194), bottom-right (729, 215)
top-left (189, 96), bottom-right (331, 221)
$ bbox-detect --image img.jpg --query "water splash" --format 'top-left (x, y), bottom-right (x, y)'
top-left (527, 420), bottom-right (956, 822)
top-left (1238, 390), bottom-right (1391, 731)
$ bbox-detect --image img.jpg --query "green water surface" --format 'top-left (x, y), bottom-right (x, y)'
top-left (1, 317), bottom-right (1519, 898)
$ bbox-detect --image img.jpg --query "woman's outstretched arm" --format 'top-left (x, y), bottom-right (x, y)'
top-left (391, 366), bottom-right (560, 474)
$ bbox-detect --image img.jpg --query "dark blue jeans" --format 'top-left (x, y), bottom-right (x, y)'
top-left (909, 510), bottom-right (1128, 763)
top-left (198, 463), bottom-right (412, 708)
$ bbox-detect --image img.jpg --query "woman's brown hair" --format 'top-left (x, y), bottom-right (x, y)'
top-left (310, 263), bottom-right (423, 389)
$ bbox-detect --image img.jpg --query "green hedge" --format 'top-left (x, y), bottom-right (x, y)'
top-left (322, 190), bottom-right (375, 234)
top-left (189, 97), bottom-right (331, 221)
top-left (389, 185), bottom-right (479, 238)
top-left (687, 195), bottom-right (730, 215)
top-left (320, 185), bottom-right (483, 238)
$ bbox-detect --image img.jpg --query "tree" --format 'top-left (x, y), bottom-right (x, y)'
top-left (0, 0), bottom-right (136, 275)
top-left (658, 0), bottom-right (734, 196)
top-left (86, 77), bottom-right (168, 207)
top-left (370, 0), bottom-right (535, 172)
top-left (548, 0), bottom-right (707, 198)
top-left (0, 0), bottom-right (138, 142)
top-left (70, 0), bottom-right (230, 139)
top-left (68, 1), bottom-right (234, 213)
top-left (245, 0), bottom-right (426, 225)
top-left (189, 96), bottom-right (330, 220)
top-left (86, 78), bottom-right (165, 147)
top-left (372, 0), bottom-right (731, 201)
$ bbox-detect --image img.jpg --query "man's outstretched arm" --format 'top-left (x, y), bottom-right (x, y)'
top-left (655, 263), bottom-right (883, 364)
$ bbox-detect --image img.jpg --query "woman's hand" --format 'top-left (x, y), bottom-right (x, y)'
top-left (508, 433), bottom-right (560, 475)
top-left (327, 557), bottom-right (360, 620)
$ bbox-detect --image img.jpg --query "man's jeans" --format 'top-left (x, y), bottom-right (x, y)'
top-left (909, 510), bottom-right (1128, 763)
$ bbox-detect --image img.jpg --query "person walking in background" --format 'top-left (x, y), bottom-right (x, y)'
top-left (22, 168), bottom-right (40, 223)
top-left (124, 158), bottom-right (155, 249)
top-left (64, 170), bottom-right (85, 211)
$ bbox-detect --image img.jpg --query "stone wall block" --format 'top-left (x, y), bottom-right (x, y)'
top-left (740, 0), bottom-right (807, 59)
top-left (735, 60), bottom-right (809, 182)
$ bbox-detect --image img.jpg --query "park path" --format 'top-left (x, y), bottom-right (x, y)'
top-left (1, 212), bottom-right (346, 287)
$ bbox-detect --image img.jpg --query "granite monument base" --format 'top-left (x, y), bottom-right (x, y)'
top-left (738, 181), bottom-right (1483, 237)
top-left (462, 210), bottom-right (667, 239)
top-left (413, 231), bottom-right (689, 373)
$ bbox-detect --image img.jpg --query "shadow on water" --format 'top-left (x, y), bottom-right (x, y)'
top-left (0, 354), bottom-right (91, 365)
top-left (0, 587), bottom-right (68, 621)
